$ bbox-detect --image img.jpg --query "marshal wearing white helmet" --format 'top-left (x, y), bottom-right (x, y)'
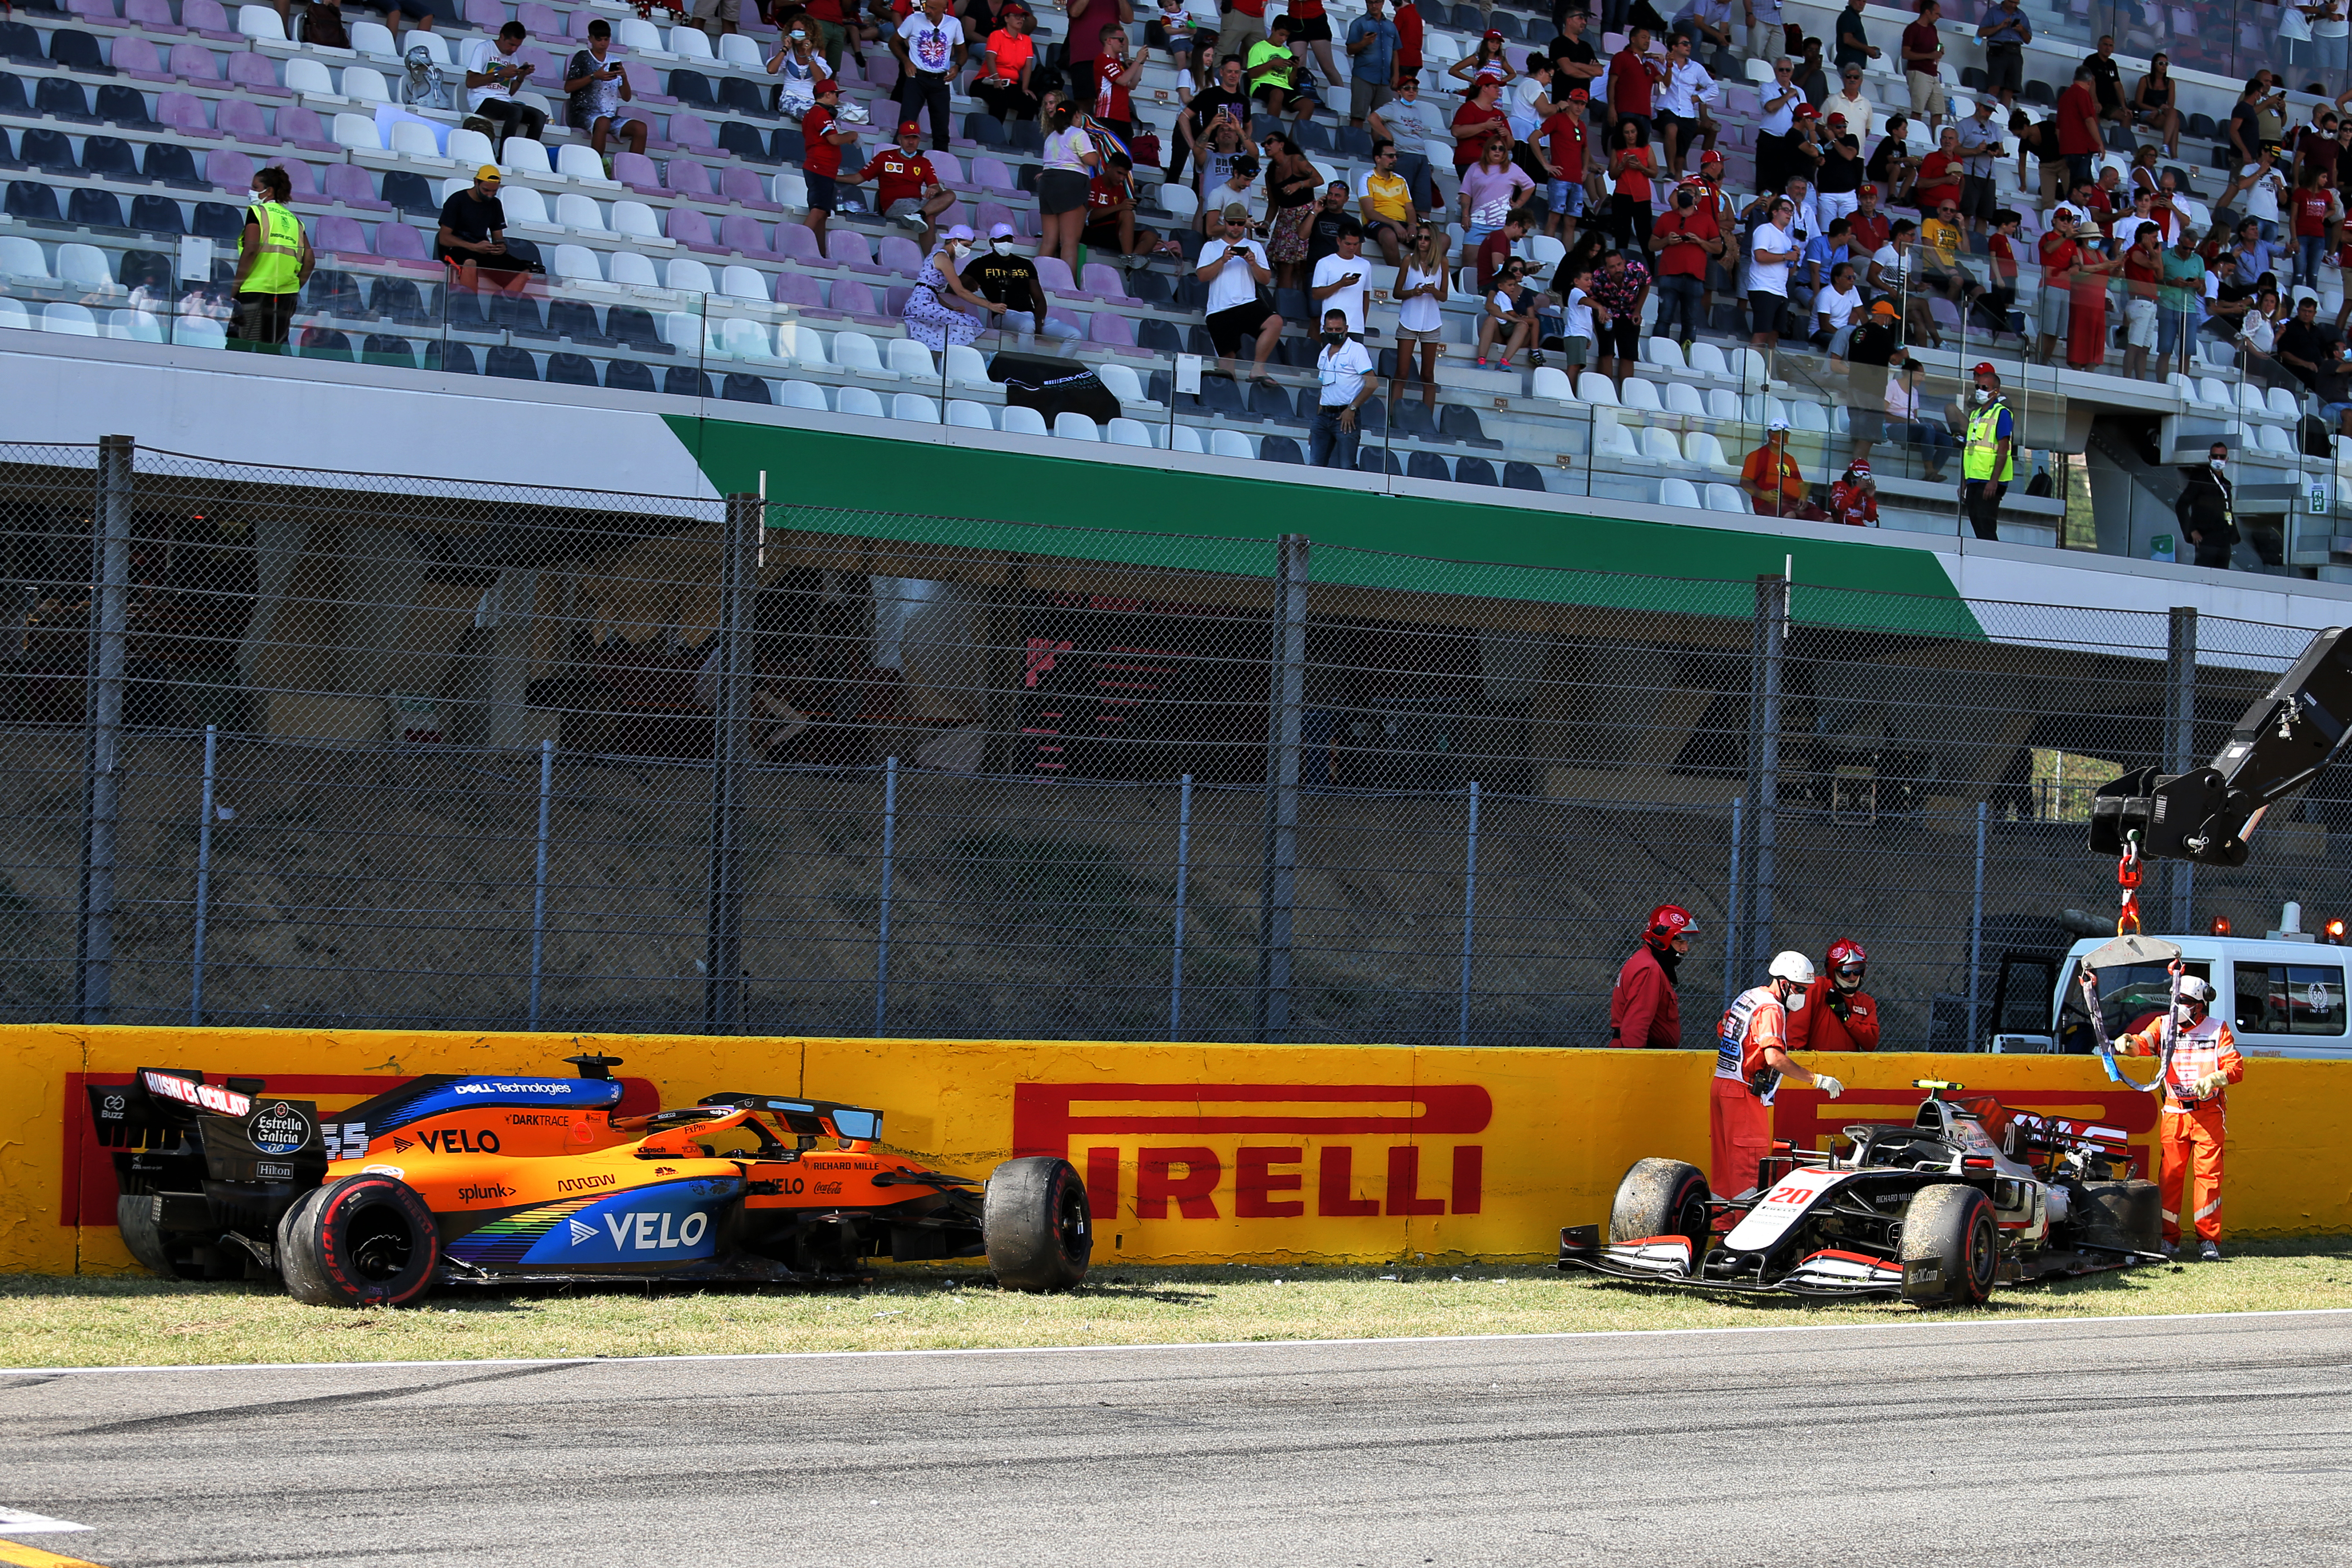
top-left (1710, 951), bottom-right (1847, 1197)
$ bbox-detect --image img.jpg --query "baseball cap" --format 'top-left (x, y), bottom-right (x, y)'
top-left (1768, 417), bottom-right (1791, 432)
top-left (1870, 299), bottom-right (1896, 317)
top-left (1847, 458), bottom-right (1872, 475)
top-left (1483, 26), bottom-right (1502, 39)
top-left (988, 221), bottom-right (1017, 239)
top-left (945, 223), bottom-right (974, 241)
top-left (1700, 150), bottom-right (1723, 164)
top-left (476, 163), bottom-right (501, 181)
top-left (1971, 360), bottom-right (1998, 376)
top-left (1222, 202), bottom-right (1250, 221)
top-left (898, 119), bottom-right (922, 132)
top-left (1793, 103), bottom-right (1818, 119)
top-left (1857, 182), bottom-right (1877, 196)
top-left (1566, 85), bottom-right (1588, 98)
top-left (1826, 112), bottom-right (1847, 127)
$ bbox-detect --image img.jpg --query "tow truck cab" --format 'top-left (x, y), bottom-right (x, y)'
top-left (1994, 906), bottom-right (2351, 1060)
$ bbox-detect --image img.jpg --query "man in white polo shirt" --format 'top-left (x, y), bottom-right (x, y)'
top-left (1308, 307), bottom-right (1379, 469)
top-left (1309, 227), bottom-right (1372, 337)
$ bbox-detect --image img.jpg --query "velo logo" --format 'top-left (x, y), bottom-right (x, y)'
top-left (568, 1210), bottom-right (710, 1251)
top-left (1010, 1083), bottom-right (1493, 1222)
top-left (415, 1128), bottom-right (502, 1154)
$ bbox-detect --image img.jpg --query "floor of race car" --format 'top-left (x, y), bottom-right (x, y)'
top-left (3, 1308), bottom-right (2349, 1567)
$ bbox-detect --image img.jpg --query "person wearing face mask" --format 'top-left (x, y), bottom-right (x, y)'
top-left (229, 164), bottom-right (313, 348)
top-left (1713, 951), bottom-right (1845, 1198)
top-left (1787, 938), bottom-right (1880, 1050)
top-left (2176, 441), bottom-right (2239, 569)
top-left (959, 222), bottom-right (1083, 344)
top-left (2113, 974), bottom-right (2242, 1260)
top-left (1959, 360), bottom-right (2013, 542)
top-left (1307, 307), bottom-right (1378, 468)
top-left (901, 224), bottom-right (1001, 351)
top-left (769, 23), bottom-right (825, 117)
top-left (1609, 903), bottom-right (1695, 1051)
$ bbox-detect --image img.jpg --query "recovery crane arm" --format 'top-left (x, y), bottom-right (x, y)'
top-left (2091, 625), bottom-right (2352, 868)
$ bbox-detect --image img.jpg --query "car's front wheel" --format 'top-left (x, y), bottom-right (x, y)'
top-left (1898, 1184), bottom-right (1999, 1307)
top-left (983, 1156), bottom-right (1091, 1293)
top-left (1609, 1157), bottom-right (1713, 1259)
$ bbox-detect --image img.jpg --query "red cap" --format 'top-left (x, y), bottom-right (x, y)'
top-left (1566, 85), bottom-right (1588, 97)
top-left (1857, 182), bottom-right (1877, 196)
top-left (1826, 111), bottom-right (1847, 125)
top-left (1972, 360), bottom-right (1998, 376)
top-left (814, 77), bottom-right (839, 93)
top-left (1845, 459), bottom-right (1871, 475)
top-left (898, 119), bottom-right (922, 132)
top-left (1483, 26), bottom-right (1502, 38)
top-left (1793, 103), bottom-right (1818, 119)
top-left (1700, 150), bottom-right (1723, 164)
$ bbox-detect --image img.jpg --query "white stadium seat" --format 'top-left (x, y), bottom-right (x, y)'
top-left (237, 4), bottom-right (287, 39)
top-left (946, 400), bottom-right (997, 430)
top-left (892, 392), bottom-right (938, 422)
top-left (887, 339), bottom-right (936, 378)
top-left (1002, 405), bottom-right (1049, 436)
top-left (1055, 412), bottom-right (1101, 441)
top-left (837, 385), bottom-right (887, 417)
top-left (779, 380), bottom-right (831, 411)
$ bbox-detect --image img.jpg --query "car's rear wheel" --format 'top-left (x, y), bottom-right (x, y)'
top-left (2077, 1178), bottom-right (2163, 1254)
top-left (277, 1173), bottom-right (439, 1308)
top-left (983, 1156), bottom-right (1090, 1293)
top-left (1898, 1184), bottom-right (2000, 1306)
top-left (1609, 1157), bottom-right (1713, 1258)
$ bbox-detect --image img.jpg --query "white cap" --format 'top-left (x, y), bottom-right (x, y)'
top-left (988, 221), bottom-right (1017, 239)
top-left (1768, 951), bottom-right (1816, 985)
top-left (1768, 417), bottom-right (1790, 432)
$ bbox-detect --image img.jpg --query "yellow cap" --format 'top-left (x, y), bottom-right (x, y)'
top-left (477, 163), bottom-right (502, 181)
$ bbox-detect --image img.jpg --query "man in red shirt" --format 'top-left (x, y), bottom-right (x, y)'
top-left (1847, 181), bottom-right (1889, 250)
top-left (2056, 64), bottom-right (2103, 190)
top-left (1826, 460), bottom-right (1878, 526)
top-left (1473, 213), bottom-right (1527, 292)
top-left (1900, 0), bottom-right (1945, 125)
top-left (2034, 204), bottom-right (2085, 363)
top-left (1650, 176), bottom-right (1718, 343)
top-left (1912, 125), bottom-right (1962, 213)
top-left (849, 120), bottom-right (955, 249)
top-left (1608, 903), bottom-right (1696, 1049)
top-left (1608, 24), bottom-right (1656, 142)
top-left (797, 78), bottom-right (859, 250)
top-left (1537, 90), bottom-right (1588, 241)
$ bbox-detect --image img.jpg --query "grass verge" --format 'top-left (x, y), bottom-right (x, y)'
top-left (5, 1240), bottom-right (2349, 1370)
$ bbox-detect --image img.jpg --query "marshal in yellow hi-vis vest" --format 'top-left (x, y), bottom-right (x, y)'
top-left (1963, 397), bottom-right (2015, 484)
top-left (243, 200), bottom-right (306, 296)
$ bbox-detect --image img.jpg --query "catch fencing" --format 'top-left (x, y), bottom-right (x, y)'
top-left (5, 438), bottom-right (2350, 1049)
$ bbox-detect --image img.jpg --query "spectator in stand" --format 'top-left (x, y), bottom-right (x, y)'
top-left (1885, 355), bottom-right (1953, 479)
top-left (1392, 0), bottom-right (1424, 88)
top-left (1833, 0), bottom-right (1878, 71)
top-left (230, 165), bottom-right (313, 349)
top-left (1651, 30), bottom-right (1721, 176)
top-left (1536, 88), bottom-right (1592, 240)
top-left (1036, 101), bottom-right (1101, 271)
top-left (1793, 34), bottom-right (1831, 105)
top-left (1197, 204), bottom-right (1284, 381)
top-left (1356, 141), bottom-right (1418, 265)
top-left (1171, 54), bottom-right (1249, 188)
top-left (1453, 78), bottom-right (1513, 170)
top-left (689, 0), bottom-right (743, 39)
top-left (2082, 34), bottom-right (2126, 126)
top-left (769, 23), bottom-right (826, 120)
top-left (1741, 420), bottom-right (1821, 517)
top-left (1151, 0), bottom-right (1209, 92)
top-left (2051, 66), bottom-right (2104, 192)
top-left (801, 0), bottom-right (851, 74)
top-left (1549, 7), bottom-right (1603, 98)
top-left (563, 21), bottom-right (643, 162)
top-left (1672, 0), bottom-right (1737, 75)
top-left (2157, 225), bottom-right (2205, 380)
top-left (2177, 442), bottom-right (2238, 568)
top-left (901, 225), bottom-right (1000, 349)
top-left (1247, 15), bottom-right (1304, 118)
top-left (1061, 0), bottom-right (1130, 111)
top-left (1899, 0), bottom-right (1944, 127)
top-left (2131, 52), bottom-right (2180, 158)
top-left (1828, 459), bottom-right (1878, 525)
top-left (1843, 298), bottom-right (1899, 467)
top-left (1508, 55), bottom-right (1561, 163)
top-left (1308, 307), bottom-right (1379, 468)
top-left (1346, 0), bottom-right (1400, 128)
top-left (962, 223), bottom-right (1083, 344)
top-left (1286, 0), bottom-right (1342, 91)
top-left (2291, 167), bottom-right (2335, 283)
top-left (1816, 131), bottom-right (1863, 228)
top-left (1976, 0), bottom-right (2028, 108)
top-left (1756, 58), bottom-right (1803, 195)
top-left (1218, 0), bottom-right (1269, 70)
top-left (971, 5), bottom-right (1041, 122)
top-left (1847, 180), bottom-right (1888, 251)
top-left (799, 79), bottom-right (861, 253)
top-left (1261, 132), bottom-right (1321, 288)
top-left (1075, 152), bottom-right (1165, 260)
top-left (2278, 292), bottom-right (2331, 386)
top-left (1472, 212), bottom-right (1529, 291)
top-left (1450, 29), bottom-right (1519, 93)
top-left (1816, 64), bottom-right (1872, 141)
top-left (1608, 24), bottom-right (1657, 144)
top-left (1392, 222), bottom-right (1450, 413)
top-left (1912, 121), bottom-right (1962, 211)
top-left (1196, 142), bottom-right (1257, 232)
top-left (1589, 243), bottom-right (1650, 387)
top-left (1306, 180), bottom-right (1364, 274)
top-left (463, 21), bottom-right (547, 145)
top-left (2313, 342), bottom-right (2352, 436)
top-left (1368, 74), bottom-right (1446, 144)
top-left (1749, 193), bottom-right (1799, 358)
top-left (2062, 214), bottom-right (2124, 369)
top-left (1311, 225), bottom-right (1374, 337)
top-left (2228, 76), bottom-right (2283, 166)
top-left (849, 120), bottom-right (957, 250)
top-left (1865, 113), bottom-right (1913, 197)
top-left (1953, 95), bottom-right (2000, 235)
top-left (434, 165), bottom-right (526, 295)
top-left (1461, 138), bottom-right (1537, 260)
top-left (889, 0), bottom-right (965, 152)
top-left (1608, 118), bottom-right (1659, 252)
top-left (1091, 24), bottom-right (1142, 141)
top-left (1651, 176), bottom-right (1719, 343)
top-left (1917, 199), bottom-right (1981, 346)
top-left (2116, 219), bottom-right (2164, 380)
top-left (1740, 0), bottom-right (1785, 69)
top-left (1478, 256), bottom-right (1544, 368)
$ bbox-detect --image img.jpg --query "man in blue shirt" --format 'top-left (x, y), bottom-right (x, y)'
top-left (1345, 0), bottom-right (1400, 128)
top-left (1975, 0), bottom-right (2030, 108)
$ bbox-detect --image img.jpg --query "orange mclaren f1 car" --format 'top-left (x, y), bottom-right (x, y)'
top-left (89, 1055), bottom-right (1090, 1307)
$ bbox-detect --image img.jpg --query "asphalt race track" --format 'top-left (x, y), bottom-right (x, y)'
top-left (4, 1310), bottom-right (2350, 1568)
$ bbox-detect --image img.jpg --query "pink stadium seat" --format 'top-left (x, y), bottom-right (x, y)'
top-left (826, 228), bottom-right (875, 268)
top-left (663, 156), bottom-right (715, 195)
top-left (158, 92), bottom-right (216, 137)
top-left (776, 223), bottom-right (824, 264)
top-left (463, 0), bottom-right (504, 28)
top-left (181, 0), bottom-right (240, 37)
top-left (1081, 262), bottom-right (1131, 299)
top-left (516, 45), bottom-right (561, 79)
top-left (774, 272), bottom-right (824, 309)
top-left (1088, 311), bottom-right (1135, 346)
top-left (314, 213), bottom-right (372, 255)
top-left (323, 162), bottom-right (390, 211)
top-left (882, 284), bottom-right (912, 315)
top-left (614, 151), bottom-right (663, 194)
top-left (171, 40), bottom-right (223, 82)
top-left (972, 156), bottom-right (1014, 192)
top-left (278, 104), bottom-right (338, 152)
top-left (110, 35), bottom-right (175, 81)
top-left (621, 60), bottom-right (672, 103)
top-left (975, 200), bottom-right (1020, 235)
top-left (216, 98), bottom-right (275, 145)
top-left (206, 146), bottom-right (256, 191)
top-left (876, 235), bottom-right (923, 275)
top-left (228, 51), bottom-right (287, 96)
top-left (68, 0), bottom-right (120, 19)
top-left (832, 278), bottom-right (879, 316)
top-left (1034, 255), bottom-right (1074, 293)
top-left (719, 212), bottom-right (773, 257)
top-left (865, 54), bottom-right (897, 89)
top-left (566, 9), bottom-right (598, 38)
top-left (125, 0), bottom-right (187, 32)
top-left (278, 158), bottom-right (318, 194)
top-left (374, 221), bottom-right (430, 260)
top-left (719, 165), bottom-right (778, 211)
top-left (517, 3), bottom-right (563, 37)
top-left (667, 112), bottom-right (716, 151)
top-left (665, 204), bottom-right (724, 252)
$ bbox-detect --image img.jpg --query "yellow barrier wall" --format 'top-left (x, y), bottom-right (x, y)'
top-left (6, 1024), bottom-right (2349, 1275)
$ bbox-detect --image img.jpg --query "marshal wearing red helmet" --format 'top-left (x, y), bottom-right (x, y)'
top-left (1608, 904), bottom-right (1698, 1049)
top-left (1786, 937), bottom-right (1881, 1051)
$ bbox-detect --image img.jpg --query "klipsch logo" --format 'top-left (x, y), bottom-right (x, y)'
top-left (1010, 1083), bottom-right (1493, 1221)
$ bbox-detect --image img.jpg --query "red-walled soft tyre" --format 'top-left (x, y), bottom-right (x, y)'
top-left (279, 1173), bottom-right (440, 1308)
top-left (983, 1157), bottom-right (1091, 1293)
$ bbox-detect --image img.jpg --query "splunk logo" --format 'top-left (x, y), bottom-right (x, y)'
top-left (1010, 1083), bottom-right (1492, 1221)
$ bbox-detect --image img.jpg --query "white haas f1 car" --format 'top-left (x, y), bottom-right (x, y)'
top-left (1558, 1080), bottom-right (2163, 1305)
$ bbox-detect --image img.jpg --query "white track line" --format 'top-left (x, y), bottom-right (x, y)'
top-left (0, 1509), bottom-right (90, 1535)
top-left (2, 1306), bottom-right (2347, 1378)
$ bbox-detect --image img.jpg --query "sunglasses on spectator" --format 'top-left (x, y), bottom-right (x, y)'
top-left (1938, 205), bottom-right (1956, 213)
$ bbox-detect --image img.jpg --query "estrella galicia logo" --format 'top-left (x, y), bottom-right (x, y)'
top-left (249, 1101), bottom-right (312, 1156)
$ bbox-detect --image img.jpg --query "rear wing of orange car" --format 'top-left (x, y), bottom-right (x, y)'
top-left (696, 1092), bottom-right (885, 1146)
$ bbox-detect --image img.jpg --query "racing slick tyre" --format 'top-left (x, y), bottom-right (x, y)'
top-left (1609, 1158), bottom-right (1713, 1258)
top-left (277, 1172), bottom-right (440, 1308)
top-left (983, 1156), bottom-right (1091, 1293)
top-left (117, 1193), bottom-right (204, 1279)
top-left (1898, 1184), bottom-right (2000, 1307)
top-left (2078, 1178), bottom-right (2163, 1254)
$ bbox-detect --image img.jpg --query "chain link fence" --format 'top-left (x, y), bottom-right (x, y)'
top-left (6, 437), bottom-right (2351, 1048)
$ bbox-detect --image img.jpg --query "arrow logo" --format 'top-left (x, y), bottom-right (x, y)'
top-left (566, 1218), bottom-right (597, 1246)
top-left (392, 1136), bottom-right (414, 1153)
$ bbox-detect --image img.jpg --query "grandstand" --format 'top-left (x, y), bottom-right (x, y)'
top-left (1, 0), bottom-right (2348, 566)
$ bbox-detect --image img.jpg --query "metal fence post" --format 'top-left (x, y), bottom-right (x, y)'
top-left (529, 736), bottom-right (553, 1031)
top-left (1722, 794), bottom-right (1742, 1017)
top-left (190, 723), bottom-right (216, 1026)
top-left (77, 433), bottom-right (132, 1026)
top-left (2166, 606), bottom-right (2198, 931)
top-left (1735, 574), bottom-right (1786, 982)
top-left (1256, 533), bottom-right (1309, 1044)
top-left (703, 492), bottom-right (757, 1033)
top-left (875, 755), bottom-right (898, 1035)
top-left (1171, 772), bottom-right (1192, 1040)
top-left (1458, 781), bottom-right (1480, 1048)
top-left (1968, 799), bottom-right (1988, 1050)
